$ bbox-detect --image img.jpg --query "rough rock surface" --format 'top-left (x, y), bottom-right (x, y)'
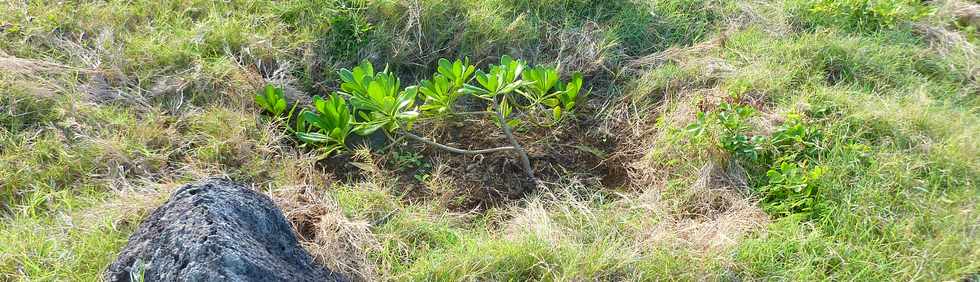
top-left (105, 178), bottom-right (347, 282)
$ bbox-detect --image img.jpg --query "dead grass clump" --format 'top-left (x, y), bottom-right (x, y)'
top-left (913, 0), bottom-right (980, 82)
top-left (272, 185), bottom-right (380, 282)
top-left (502, 199), bottom-right (566, 244)
top-left (547, 21), bottom-right (620, 77)
top-left (0, 56), bottom-right (96, 75)
top-left (934, 0), bottom-right (980, 28)
top-left (728, 0), bottom-right (793, 36)
top-left (912, 23), bottom-right (979, 81)
top-left (676, 159), bottom-right (750, 216)
top-left (643, 195), bottom-right (768, 254)
top-left (633, 158), bottom-right (769, 256)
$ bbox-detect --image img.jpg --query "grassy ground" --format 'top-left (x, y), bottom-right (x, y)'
top-left (1, 0), bottom-right (978, 281)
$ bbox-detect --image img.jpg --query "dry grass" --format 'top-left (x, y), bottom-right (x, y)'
top-left (0, 56), bottom-right (97, 75)
top-left (913, 23), bottom-right (979, 81)
top-left (653, 159), bottom-right (768, 252)
top-left (548, 21), bottom-right (620, 76)
top-left (272, 185), bottom-right (380, 282)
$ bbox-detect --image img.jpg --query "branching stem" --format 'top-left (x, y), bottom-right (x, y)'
top-left (400, 131), bottom-right (515, 154)
top-left (492, 95), bottom-right (538, 183)
top-left (455, 111), bottom-right (494, 116)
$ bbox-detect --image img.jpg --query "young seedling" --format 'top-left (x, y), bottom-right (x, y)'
top-left (255, 84), bottom-right (288, 117)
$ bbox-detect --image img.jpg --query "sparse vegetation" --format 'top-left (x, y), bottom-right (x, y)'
top-left (1, 0), bottom-right (978, 281)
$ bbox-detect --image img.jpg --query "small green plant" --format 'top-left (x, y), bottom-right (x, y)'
top-left (418, 58), bottom-right (476, 116)
top-left (437, 58), bottom-right (477, 89)
top-left (255, 84), bottom-right (288, 117)
top-left (393, 150), bottom-right (426, 170)
top-left (553, 73), bottom-right (585, 121)
top-left (716, 103), bottom-right (764, 161)
top-left (520, 65), bottom-right (560, 106)
top-left (768, 113), bottom-right (823, 159)
top-left (393, 150), bottom-right (432, 182)
top-left (418, 74), bottom-right (456, 116)
top-left (687, 104), bottom-right (827, 218)
top-left (760, 161), bottom-right (824, 217)
top-left (686, 102), bottom-right (763, 160)
top-left (297, 94), bottom-right (354, 155)
top-left (339, 60), bottom-right (420, 135)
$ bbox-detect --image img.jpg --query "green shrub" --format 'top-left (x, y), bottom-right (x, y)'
top-left (297, 95), bottom-right (354, 155)
top-left (254, 84), bottom-right (288, 117)
top-left (339, 60), bottom-right (420, 135)
top-left (257, 56), bottom-right (589, 183)
top-left (418, 58), bottom-right (476, 117)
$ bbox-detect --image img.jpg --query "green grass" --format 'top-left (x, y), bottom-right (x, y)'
top-left (1, 0), bottom-right (978, 281)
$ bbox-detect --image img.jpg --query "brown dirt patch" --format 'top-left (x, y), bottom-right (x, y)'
top-left (314, 100), bottom-right (628, 212)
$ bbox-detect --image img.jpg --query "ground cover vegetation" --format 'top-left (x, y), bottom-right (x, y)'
top-left (0, 0), bottom-right (977, 280)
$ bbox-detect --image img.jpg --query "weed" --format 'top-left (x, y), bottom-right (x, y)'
top-left (760, 161), bottom-right (824, 217)
top-left (392, 150), bottom-right (432, 182)
top-left (686, 102), bottom-right (764, 161)
top-left (768, 113), bottom-right (824, 160)
top-left (687, 102), bottom-right (828, 218)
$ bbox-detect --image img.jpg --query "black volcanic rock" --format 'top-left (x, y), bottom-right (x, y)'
top-left (105, 178), bottom-right (346, 282)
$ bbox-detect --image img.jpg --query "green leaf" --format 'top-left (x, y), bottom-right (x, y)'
top-left (296, 131), bottom-right (336, 144)
top-left (522, 65), bottom-right (559, 98)
top-left (767, 170), bottom-right (785, 184)
top-left (295, 109), bottom-right (309, 132)
top-left (542, 98), bottom-right (560, 108)
top-left (461, 84), bottom-right (490, 96)
top-left (354, 120), bottom-right (386, 135)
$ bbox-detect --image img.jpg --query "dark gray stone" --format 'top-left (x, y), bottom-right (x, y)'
top-left (105, 178), bottom-right (347, 282)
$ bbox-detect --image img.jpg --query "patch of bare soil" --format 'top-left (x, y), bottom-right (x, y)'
top-left (406, 112), bottom-right (623, 211)
top-left (314, 101), bottom-right (628, 212)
